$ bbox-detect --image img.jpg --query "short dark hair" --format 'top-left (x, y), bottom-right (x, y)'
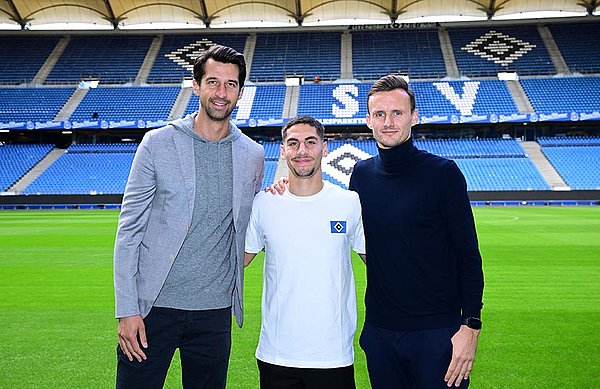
top-left (281, 116), bottom-right (325, 141)
top-left (367, 75), bottom-right (416, 113)
top-left (193, 45), bottom-right (247, 89)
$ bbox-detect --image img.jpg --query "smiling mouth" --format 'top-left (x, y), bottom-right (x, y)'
top-left (211, 99), bottom-right (229, 108)
top-left (293, 158), bottom-right (313, 164)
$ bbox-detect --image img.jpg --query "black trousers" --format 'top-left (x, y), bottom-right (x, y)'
top-left (116, 306), bottom-right (232, 389)
top-left (257, 359), bottom-right (356, 389)
top-left (360, 322), bottom-right (469, 389)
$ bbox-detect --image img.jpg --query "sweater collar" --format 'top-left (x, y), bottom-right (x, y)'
top-left (377, 136), bottom-right (418, 170)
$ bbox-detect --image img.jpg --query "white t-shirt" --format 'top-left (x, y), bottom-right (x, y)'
top-left (245, 181), bottom-right (365, 368)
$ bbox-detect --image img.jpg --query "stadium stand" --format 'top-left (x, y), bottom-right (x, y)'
top-left (452, 158), bottom-right (550, 191)
top-left (22, 144), bottom-right (135, 195)
top-left (297, 83), bottom-right (371, 123)
top-left (250, 32), bottom-right (341, 82)
top-left (184, 84), bottom-right (287, 123)
top-left (448, 25), bottom-right (554, 77)
top-left (547, 22), bottom-right (600, 74)
top-left (69, 86), bottom-right (180, 122)
top-left (0, 88), bottom-right (74, 122)
top-left (520, 76), bottom-right (600, 114)
top-left (297, 80), bottom-right (520, 123)
top-left (351, 29), bottom-right (446, 80)
top-left (412, 79), bottom-right (520, 117)
top-left (539, 137), bottom-right (600, 190)
top-left (263, 160), bottom-right (278, 190)
top-left (147, 34), bottom-right (247, 84)
top-left (0, 144), bottom-right (54, 191)
top-left (45, 35), bottom-right (153, 84)
top-left (416, 138), bottom-right (525, 158)
top-left (320, 138), bottom-right (549, 191)
top-left (0, 36), bottom-right (60, 84)
top-left (0, 22), bottom-right (599, 199)
top-left (537, 136), bottom-right (600, 147)
top-left (261, 141), bottom-right (281, 161)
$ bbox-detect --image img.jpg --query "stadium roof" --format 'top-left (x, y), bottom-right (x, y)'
top-left (0, 0), bottom-right (598, 30)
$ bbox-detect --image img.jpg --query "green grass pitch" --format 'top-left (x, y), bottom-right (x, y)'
top-left (1, 207), bottom-right (599, 388)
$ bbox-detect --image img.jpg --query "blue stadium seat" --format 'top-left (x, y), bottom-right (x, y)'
top-left (539, 137), bottom-right (600, 190)
top-left (297, 80), bottom-right (519, 124)
top-left (548, 22), bottom-right (600, 74)
top-left (46, 35), bottom-right (154, 84)
top-left (184, 84), bottom-right (286, 123)
top-left (448, 25), bottom-right (554, 77)
top-left (520, 77), bottom-right (600, 114)
top-left (147, 34), bottom-right (247, 84)
top-left (0, 144), bottom-right (54, 191)
top-left (250, 32), bottom-right (341, 82)
top-left (262, 160), bottom-right (278, 190)
top-left (22, 145), bottom-right (135, 195)
top-left (0, 88), bottom-right (74, 122)
top-left (70, 86), bottom-right (180, 122)
top-left (0, 36), bottom-right (60, 84)
top-left (351, 29), bottom-right (446, 80)
top-left (321, 139), bottom-right (548, 191)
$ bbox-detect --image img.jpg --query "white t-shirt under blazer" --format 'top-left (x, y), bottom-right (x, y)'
top-left (245, 181), bottom-right (365, 369)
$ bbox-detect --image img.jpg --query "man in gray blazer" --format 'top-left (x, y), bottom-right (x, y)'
top-left (114, 45), bottom-right (264, 388)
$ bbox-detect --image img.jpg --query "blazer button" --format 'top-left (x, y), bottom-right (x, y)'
top-left (169, 254), bottom-right (175, 261)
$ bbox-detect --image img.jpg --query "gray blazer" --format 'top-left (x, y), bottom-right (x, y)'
top-left (113, 121), bottom-right (264, 327)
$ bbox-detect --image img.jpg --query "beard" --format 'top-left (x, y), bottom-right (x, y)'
top-left (290, 166), bottom-right (317, 178)
top-left (289, 158), bottom-right (319, 178)
top-left (201, 98), bottom-right (235, 122)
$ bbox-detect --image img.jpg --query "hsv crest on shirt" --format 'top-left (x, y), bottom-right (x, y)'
top-left (330, 220), bottom-right (347, 234)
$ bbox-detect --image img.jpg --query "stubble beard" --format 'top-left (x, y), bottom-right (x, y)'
top-left (201, 99), bottom-right (234, 122)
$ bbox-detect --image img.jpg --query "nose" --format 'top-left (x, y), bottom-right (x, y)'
top-left (215, 83), bottom-right (227, 98)
top-left (297, 142), bottom-right (308, 154)
top-left (383, 113), bottom-right (394, 127)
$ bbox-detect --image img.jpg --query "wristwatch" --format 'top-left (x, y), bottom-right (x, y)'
top-left (462, 317), bottom-right (482, 330)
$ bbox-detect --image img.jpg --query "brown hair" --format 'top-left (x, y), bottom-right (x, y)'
top-left (281, 116), bottom-right (325, 141)
top-left (367, 75), bottom-right (416, 113)
top-left (193, 45), bottom-right (247, 89)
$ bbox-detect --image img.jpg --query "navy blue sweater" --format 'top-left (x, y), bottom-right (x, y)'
top-left (349, 137), bottom-right (484, 331)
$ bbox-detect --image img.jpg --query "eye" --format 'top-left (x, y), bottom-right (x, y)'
top-left (374, 112), bottom-right (384, 118)
top-left (227, 82), bottom-right (237, 88)
top-left (393, 111), bottom-right (402, 116)
top-left (287, 141), bottom-right (299, 148)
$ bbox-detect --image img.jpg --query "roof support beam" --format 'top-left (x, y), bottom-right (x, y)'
top-left (103, 0), bottom-right (119, 29)
top-left (470, 0), bottom-right (509, 19)
top-left (197, 0), bottom-right (212, 27)
top-left (295, 0), bottom-right (303, 25)
top-left (7, 0), bottom-right (28, 29)
top-left (578, 0), bottom-right (599, 15)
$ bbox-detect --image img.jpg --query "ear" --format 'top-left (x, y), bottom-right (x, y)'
top-left (322, 141), bottom-right (328, 158)
top-left (192, 79), bottom-right (200, 96)
top-left (411, 109), bottom-right (419, 126)
top-left (238, 87), bottom-right (243, 100)
top-left (365, 113), bottom-right (372, 129)
top-left (280, 143), bottom-right (286, 160)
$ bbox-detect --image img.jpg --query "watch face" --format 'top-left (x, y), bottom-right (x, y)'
top-left (464, 317), bottom-right (482, 329)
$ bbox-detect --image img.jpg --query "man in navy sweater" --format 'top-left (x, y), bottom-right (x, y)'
top-left (349, 75), bottom-right (484, 388)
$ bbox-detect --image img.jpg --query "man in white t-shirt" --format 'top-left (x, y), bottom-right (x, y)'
top-left (244, 116), bottom-right (366, 389)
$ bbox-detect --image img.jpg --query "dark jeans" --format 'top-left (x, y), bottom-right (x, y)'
top-left (116, 306), bottom-right (232, 389)
top-left (257, 359), bottom-right (356, 389)
top-left (360, 322), bottom-right (469, 389)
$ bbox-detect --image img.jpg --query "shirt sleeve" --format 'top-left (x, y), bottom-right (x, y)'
top-left (351, 193), bottom-right (366, 255)
top-left (244, 195), bottom-right (264, 254)
top-left (442, 161), bottom-right (484, 320)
